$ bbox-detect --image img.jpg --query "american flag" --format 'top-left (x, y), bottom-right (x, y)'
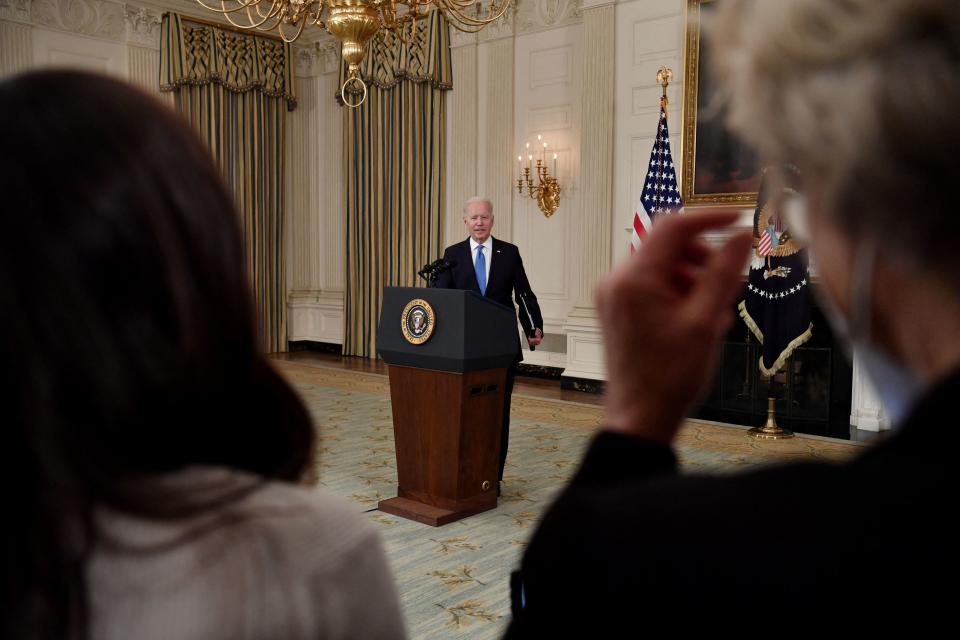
top-left (631, 103), bottom-right (683, 252)
top-left (758, 229), bottom-right (773, 256)
top-left (758, 223), bottom-right (779, 256)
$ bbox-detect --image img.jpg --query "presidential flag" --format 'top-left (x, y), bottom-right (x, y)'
top-left (631, 103), bottom-right (683, 252)
top-left (738, 167), bottom-right (813, 377)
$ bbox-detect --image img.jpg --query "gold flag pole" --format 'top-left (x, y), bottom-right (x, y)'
top-left (657, 66), bottom-right (672, 111)
top-left (750, 373), bottom-right (795, 440)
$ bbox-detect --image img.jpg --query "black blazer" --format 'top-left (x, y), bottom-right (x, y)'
top-left (435, 237), bottom-right (543, 358)
top-left (505, 371), bottom-right (959, 635)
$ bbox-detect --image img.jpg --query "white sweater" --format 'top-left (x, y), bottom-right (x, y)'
top-left (88, 467), bottom-right (406, 640)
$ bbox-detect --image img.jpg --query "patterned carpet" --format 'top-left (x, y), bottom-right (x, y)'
top-left (273, 360), bottom-right (863, 640)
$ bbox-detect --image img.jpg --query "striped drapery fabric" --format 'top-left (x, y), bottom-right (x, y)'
top-left (340, 10), bottom-right (452, 358)
top-left (160, 13), bottom-right (295, 353)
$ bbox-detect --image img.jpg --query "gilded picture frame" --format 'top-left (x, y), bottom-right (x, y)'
top-left (681, 0), bottom-right (761, 208)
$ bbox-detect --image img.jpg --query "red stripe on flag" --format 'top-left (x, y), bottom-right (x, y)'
top-left (634, 213), bottom-right (647, 238)
top-left (758, 231), bottom-right (772, 256)
top-left (630, 210), bottom-right (650, 254)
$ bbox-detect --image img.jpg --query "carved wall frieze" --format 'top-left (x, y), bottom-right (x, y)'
top-left (0, 0), bottom-right (31, 24)
top-left (294, 36), bottom-right (338, 77)
top-left (516, 0), bottom-right (582, 35)
top-left (124, 3), bottom-right (161, 48)
top-left (477, 0), bottom-right (516, 43)
top-left (32, 0), bottom-right (126, 41)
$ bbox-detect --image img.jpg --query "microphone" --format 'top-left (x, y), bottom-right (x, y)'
top-left (417, 261), bottom-right (434, 282)
top-left (433, 259), bottom-right (456, 275)
top-left (419, 259), bottom-right (455, 286)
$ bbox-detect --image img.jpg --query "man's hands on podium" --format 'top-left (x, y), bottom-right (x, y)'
top-left (596, 211), bottom-right (752, 447)
top-left (527, 328), bottom-right (543, 347)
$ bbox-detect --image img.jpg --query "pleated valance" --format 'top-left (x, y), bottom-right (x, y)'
top-left (338, 9), bottom-right (452, 101)
top-left (160, 13), bottom-right (297, 110)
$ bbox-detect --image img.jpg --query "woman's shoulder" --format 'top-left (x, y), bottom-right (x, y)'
top-left (89, 468), bottom-right (397, 638)
top-left (94, 466), bottom-right (380, 580)
top-left (241, 471), bottom-right (379, 555)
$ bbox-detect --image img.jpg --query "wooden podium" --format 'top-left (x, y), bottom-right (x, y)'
top-left (377, 287), bottom-right (518, 526)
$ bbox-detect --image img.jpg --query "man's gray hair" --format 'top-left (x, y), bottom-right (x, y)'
top-left (463, 197), bottom-right (493, 218)
top-left (712, 0), bottom-right (960, 279)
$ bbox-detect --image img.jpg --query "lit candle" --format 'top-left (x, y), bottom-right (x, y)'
top-left (553, 152), bottom-right (557, 175)
top-left (542, 141), bottom-right (547, 164)
top-left (518, 154), bottom-right (522, 176)
top-left (528, 154), bottom-right (533, 171)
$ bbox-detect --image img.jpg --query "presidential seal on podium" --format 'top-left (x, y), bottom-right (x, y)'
top-left (400, 298), bottom-right (436, 345)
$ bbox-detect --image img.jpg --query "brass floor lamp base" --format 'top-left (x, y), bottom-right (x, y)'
top-left (749, 397), bottom-right (795, 440)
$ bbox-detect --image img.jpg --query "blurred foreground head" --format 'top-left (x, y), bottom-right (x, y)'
top-left (712, 0), bottom-right (960, 281)
top-left (0, 70), bottom-right (312, 638)
top-left (711, 0), bottom-right (960, 413)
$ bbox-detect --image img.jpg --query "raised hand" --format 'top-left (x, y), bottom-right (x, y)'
top-left (596, 211), bottom-right (752, 445)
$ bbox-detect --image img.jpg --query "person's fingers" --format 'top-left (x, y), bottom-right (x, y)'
top-left (685, 230), bottom-right (753, 322)
top-left (677, 237), bottom-right (711, 266)
top-left (642, 210), bottom-right (742, 267)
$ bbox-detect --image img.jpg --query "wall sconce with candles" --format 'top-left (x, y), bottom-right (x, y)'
top-left (516, 134), bottom-right (562, 218)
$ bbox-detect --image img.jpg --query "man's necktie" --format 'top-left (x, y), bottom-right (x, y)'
top-left (475, 245), bottom-right (487, 295)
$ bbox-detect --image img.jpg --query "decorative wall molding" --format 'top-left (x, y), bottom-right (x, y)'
top-left (32, 0), bottom-right (126, 41)
top-left (0, 0), bottom-right (31, 24)
top-left (562, 0), bottom-right (614, 380)
top-left (570, 2), bottom-right (613, 310)
top-left (123, 3), bottom-right (161, 48)
top-left (528, 105), bottom-right (571, 132)
top-left (516, 0), bottom-right (582, 35)
top-left (287, 73), bottom-right (321, 295)
top-left (127, 42), bottom-right (159, 91)
top-left (294, 37), bottom-right (339, 77)
top-left (288, 297), bottom-right (345, 344)
top-left (850, 352), bottom-right (891, 432)
top-left (632, 13), bottom-right (681, 63)
top-left (2, 0), bottom-right (295, 48)
top-left (0, 19), bottom-right (33, 75)
top-left (631, 83), bottom-right (667, 116)
top-left (477, 0), bottom-right (515, 42)
top-left (446, 43), bottom-right (478, 247)
top-left (450, 27), bottom-right (477, 48)
top-left (528, 45), bottom-right (570, 88)
top-left (483, 37), bottom-right (514, 241)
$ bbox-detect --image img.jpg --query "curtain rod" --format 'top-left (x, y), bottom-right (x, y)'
top-left (165, 11), bottom-right (286, 43)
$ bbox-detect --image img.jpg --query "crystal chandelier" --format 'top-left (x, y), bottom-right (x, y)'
top-left (195, 0), bottom-right (511, 106)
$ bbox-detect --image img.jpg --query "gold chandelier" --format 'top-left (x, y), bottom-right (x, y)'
top-left (195, 0), bottom-right (510, 106)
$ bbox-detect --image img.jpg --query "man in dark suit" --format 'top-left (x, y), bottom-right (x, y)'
top-left (506, 212), bottom-right (956, 636)
top-left (435, 197), bottom-right (543, 491)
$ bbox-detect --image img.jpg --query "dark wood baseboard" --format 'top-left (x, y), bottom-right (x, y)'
top-left (516, 363), bottom-right (563, 380)
top-left (288, 340), bottom-right (343, 355)
top-left (560, 376), bottom-right (605, 394)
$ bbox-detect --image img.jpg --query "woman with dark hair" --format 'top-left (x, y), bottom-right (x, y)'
top-left (0, 70), bottom-right (405, 640)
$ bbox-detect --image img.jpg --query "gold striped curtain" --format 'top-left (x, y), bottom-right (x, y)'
top-left (159, 13), bottom-right (295, 353)
top-left (340, 10), bottom-right (452, 358)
